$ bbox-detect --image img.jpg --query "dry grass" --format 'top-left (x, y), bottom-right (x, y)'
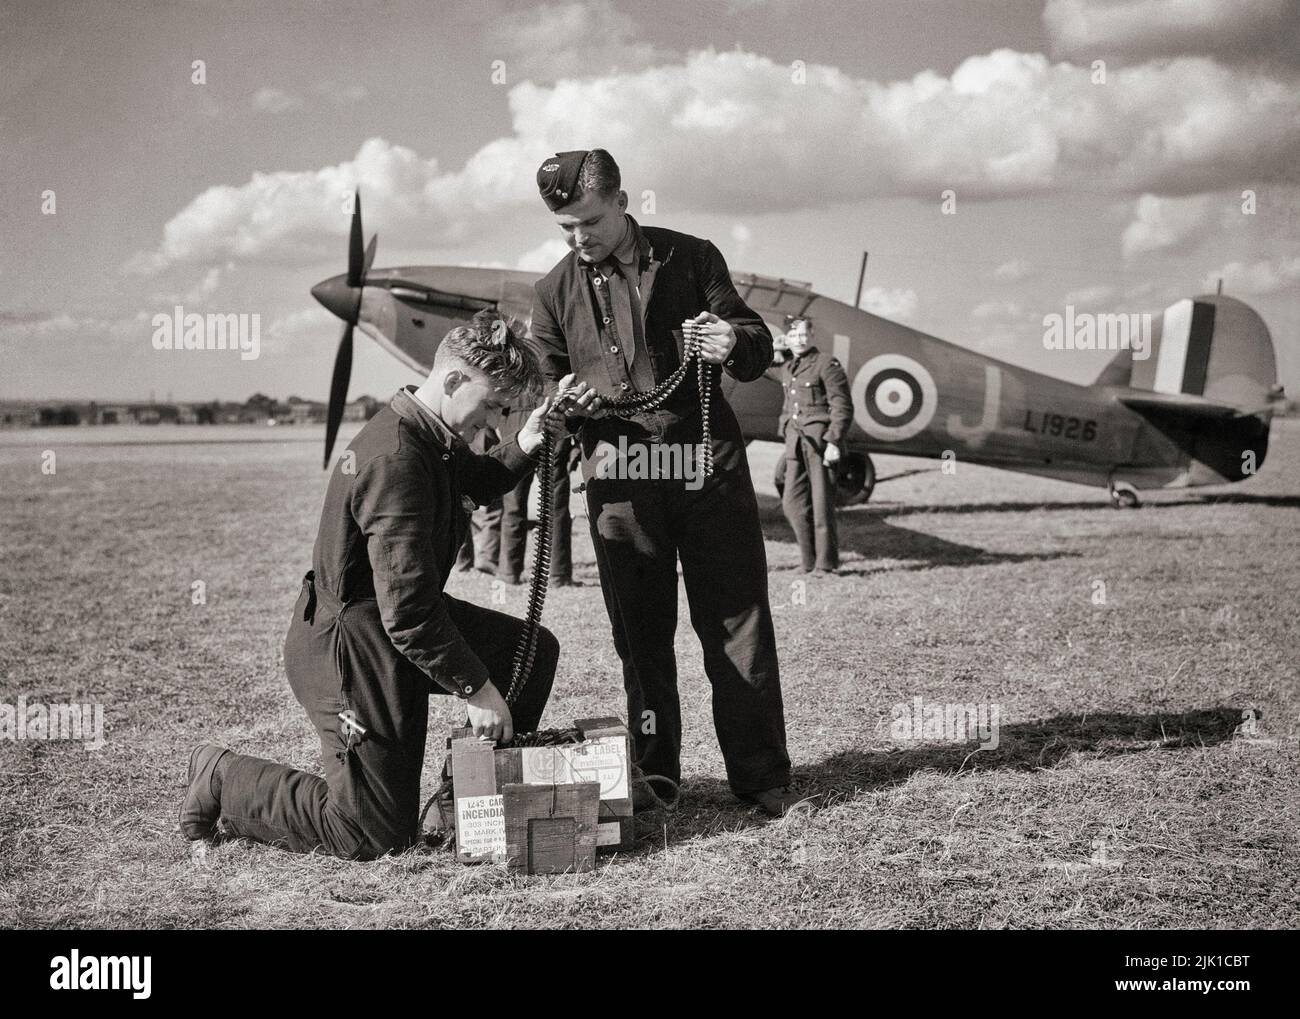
top-left (1, 420), bottom-right (1296, 929)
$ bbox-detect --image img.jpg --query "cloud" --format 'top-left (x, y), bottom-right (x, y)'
top-left (251, 87), bottom-right (304, 114)
top-left (858, 286), bottom-right (918, 322)
top-left (1062, 284), bottom-right (1115, 306)
top-left (512, 46), bottom-right (1300, 201)
top-left (132, 47), bottom-right (1300, 275)
top-left (729, 222), bottom-right (753, 261)
top-left (0, 311), bottom-right (149, 341)
top-left (1121, 193), bottom-right (1219, 258)
top-left (489, 0), bottom-right (673, 82)
top-left (125, 138), bottom-right (450, 274)
top-left (972, 299), bottom-right (1023, 319)
top-left (259, 306), bottom-right (339, 359)
top-left (1044, 0), bottom-right (1300, 67)
top-left (516, 237), bottom-right (570, 271)
top-left (993, 258), bottom-right (1032, 281)
top-left (267, 306), bottom-right (335, 339)
top-left (1203, 255), bottom-right (1300, 295)
top-left (965, 300), bottom-right (1043, 356)
top-left (184, 267), bottom-right (223, 302)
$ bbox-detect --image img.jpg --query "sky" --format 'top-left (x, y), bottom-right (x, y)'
top-left (2, 0), bottom-right (1298, 403)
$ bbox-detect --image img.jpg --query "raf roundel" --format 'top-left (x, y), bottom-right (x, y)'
top-left (852, 353), bottom-right (938, 441)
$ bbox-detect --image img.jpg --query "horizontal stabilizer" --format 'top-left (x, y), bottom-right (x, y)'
top-left (1118, 390), bottom-right (1242, 419)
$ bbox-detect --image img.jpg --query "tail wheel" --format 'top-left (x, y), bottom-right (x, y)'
top-left (1109, 481), bottom-right (1141, 508)
top-left (835, 452), bottom-right (876, 506)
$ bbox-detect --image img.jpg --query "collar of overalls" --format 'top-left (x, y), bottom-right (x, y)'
top-left (392, 385), bottom-right (465, 455)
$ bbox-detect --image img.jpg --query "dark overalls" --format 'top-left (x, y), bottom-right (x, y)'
top-left (530, 217), bottom-right (791, 794)
top-left (778, 347), bottom-right (853, 572)
top-left (217, 388), bottom-right (557, 860)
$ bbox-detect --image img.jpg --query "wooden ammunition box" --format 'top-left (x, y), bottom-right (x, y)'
top-left (445, 716), bottom-right (635, 871)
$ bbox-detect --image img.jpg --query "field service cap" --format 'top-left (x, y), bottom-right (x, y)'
top-left (537, 150), bottom-right (588, 211)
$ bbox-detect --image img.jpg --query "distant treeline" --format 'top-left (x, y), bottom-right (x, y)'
top-left (0, 393), bottom-right (382, 428)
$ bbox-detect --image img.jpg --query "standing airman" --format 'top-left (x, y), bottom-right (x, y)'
top-left (778, 317), bottom-right (853, 574)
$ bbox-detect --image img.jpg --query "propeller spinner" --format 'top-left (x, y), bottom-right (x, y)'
top-left (311, 190), bottom-right (377, 469)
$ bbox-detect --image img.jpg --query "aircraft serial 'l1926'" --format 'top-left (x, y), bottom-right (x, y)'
top-left (311, 193), bottom-right (1283, 507)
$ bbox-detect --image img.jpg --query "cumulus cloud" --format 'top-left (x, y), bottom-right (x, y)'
top-left (858, 286), bottom-right (918, 322)
top-left (1121, 193), bottom-right (1220, 258)
top-left (993, 259), bottom-right (1032, 281)
top-left (516, 237), bottom-right (570, 271)
top-left (251, 87), bottom-right (304, 114)
top-left (1044, 0), bottom-right (1300, 67)
top-left (1204, 255), bottom-right (1300, 295)
top-left (131, 47), bottom-right (1300, 275)
top-left (125, 138), bottom-right (452, 274)
top-left (489, 0), bottom-right (673, 82)
top-left (184, 267), bottom-right (223, 302)
top-left (964, 301), bottom-right (1041, 357)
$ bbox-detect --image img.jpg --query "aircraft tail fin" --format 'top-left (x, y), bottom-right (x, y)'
top-left (1120, 295), bottom-right (1279, 484)
top-left (1130, 295), bottom-right (1278, 411)
top-left (1092, 348), bottom-right (1133, 388)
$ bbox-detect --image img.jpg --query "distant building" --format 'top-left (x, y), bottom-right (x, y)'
top-left (0, 402), bottom-right (38, 428)
top-left (94, 405), bottom-right (135, 425)
top-left (288, 402), bottom-right (324, 425)
top-left (176, 404), bottom-right (198, 424)
top-left (33, 406), bottom-right (82, 426)
top-left (343, 399), bottom-right (369, 422)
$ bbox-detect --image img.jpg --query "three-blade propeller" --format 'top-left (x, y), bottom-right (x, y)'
top-left (319, 190), bottom-right (377, 469)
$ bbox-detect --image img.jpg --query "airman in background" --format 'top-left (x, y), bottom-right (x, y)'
top-left (778, 317), bottom-right (852, 574)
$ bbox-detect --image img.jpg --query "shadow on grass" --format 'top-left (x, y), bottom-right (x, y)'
top-left (846, 493), bottom-right (1300, 518)
top-left (755, 492), bottom-right (1080, 571)
top-left (644, 706), bottom-right (1247, 848)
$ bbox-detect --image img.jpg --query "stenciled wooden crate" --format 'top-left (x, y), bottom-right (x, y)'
top-left (446, 717), bottom-right (635, 869)
top-left (573, 716), bottom-right (634, 850)
top-left (502, 782), bottom-right (600, 875)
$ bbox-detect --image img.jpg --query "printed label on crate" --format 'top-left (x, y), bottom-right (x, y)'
top-left (456, 794), bottom-right (506, 857)
top-left (568, 737), bottom-right (629, 800)
top-left (520, 738), bottom-right (628, 801)
top-left (596, 820), bottom-right (623, 847)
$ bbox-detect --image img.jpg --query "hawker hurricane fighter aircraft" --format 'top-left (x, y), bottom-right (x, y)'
top-left (311, 194), bottom-right (1282, 507)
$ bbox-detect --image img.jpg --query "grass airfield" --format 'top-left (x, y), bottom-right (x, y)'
top-left (1, 419), bottom-right (1296, 929)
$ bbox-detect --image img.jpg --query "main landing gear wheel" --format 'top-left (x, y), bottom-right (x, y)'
top-left (835, 453), bottom-right (876, 506)
top-left (1109, 481), bottom-right (1141, 508)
